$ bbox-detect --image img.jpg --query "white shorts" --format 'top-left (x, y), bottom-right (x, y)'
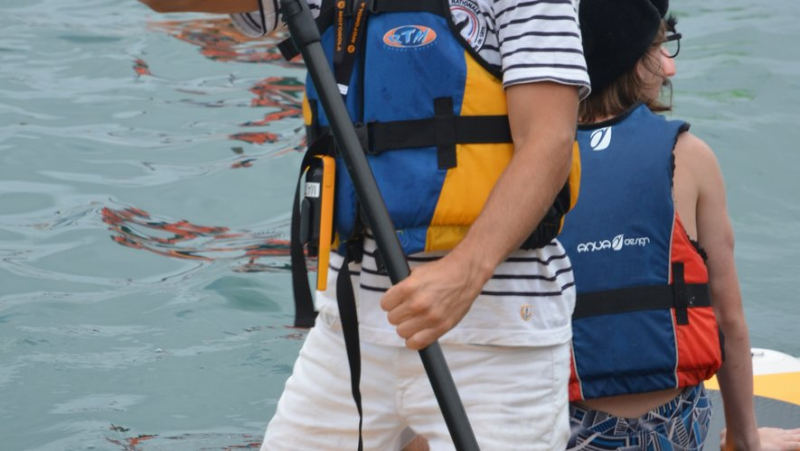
top-left (261, 313), bottom-right (570, 450)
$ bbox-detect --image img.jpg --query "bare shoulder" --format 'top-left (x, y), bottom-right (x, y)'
top-left (674, 131), bottom-right (718, 169)
top-left (674, 131), bottom-right (725, 187)
top-left (672, 131), bottom-right (727, 239)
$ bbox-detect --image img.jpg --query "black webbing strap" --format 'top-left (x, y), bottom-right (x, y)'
top-left (336, 253), bottom-right (364, 451)
top-left (333, 0), bottom-right (369, 97)
top-left (434, 97), bottom-right (457, 169)
top-left (368, 0), bottom-right (446, 14)
top-left (520, 177), bottom-right (573, 250)
top-left (672, 262), bottom-right (690, 325)
top-left (572, 281), bottom-right (711, 320)
top-left (290, 135), bottom-right (333, 328)
top-left (305, 99), bottom-right (321, 143)
top-left (370, 114), bottom-right (512, 152)
top-left (278, 0), bottom-right (447, 61)
top-left (520, 206), bottom-right (561, 250)
top-left (318, 114), bottom-right (512, 153)
top-left (278, 2), bottom-right (335, 60)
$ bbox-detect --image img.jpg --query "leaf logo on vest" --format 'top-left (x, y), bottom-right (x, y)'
top-left (589, 127), bottom-right (612, 151)
top-left (612, 234), bottom-right (624, 251)
top-left (576, 234), bottom-right (651, 253)
top-left (383, 26), bottom-right (437, 49)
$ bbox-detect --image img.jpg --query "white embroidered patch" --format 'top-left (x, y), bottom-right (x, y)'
top-left (449, 0), bottom-right (487, 51)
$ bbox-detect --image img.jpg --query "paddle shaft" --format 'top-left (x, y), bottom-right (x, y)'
top-left (279, 0), bottom-right (479, 449)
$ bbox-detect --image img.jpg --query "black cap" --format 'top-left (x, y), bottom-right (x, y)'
top-left (580, 0), bottom-right (669, 93)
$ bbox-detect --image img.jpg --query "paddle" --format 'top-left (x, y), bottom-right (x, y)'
top-left (279, 0), bottom-right (480, 449)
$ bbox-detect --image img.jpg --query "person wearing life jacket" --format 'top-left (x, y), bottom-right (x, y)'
top-left (557, 0), bottom-right (763, 449)
top-left (139, 0), bottom-right (589, 449)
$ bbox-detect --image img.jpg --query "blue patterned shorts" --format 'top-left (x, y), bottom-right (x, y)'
top-left (567, 385), bottom-right (712, 451)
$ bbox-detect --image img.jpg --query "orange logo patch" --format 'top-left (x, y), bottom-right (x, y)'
top-left (383, 25), bottom-right (437, 49)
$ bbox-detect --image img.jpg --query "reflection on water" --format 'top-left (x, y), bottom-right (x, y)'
top-left (100, 17), bottom-right (306, 272)
top-left (0, 3), bottom-right (312, 448)
top-left (102, 206), bottom-right (291, 272)
top-left (104, 429), bottom-right (262, 450)
top-left (148, 18), bottom-right (302, 68)
top-left (1, 0), bottom-right (799, 449)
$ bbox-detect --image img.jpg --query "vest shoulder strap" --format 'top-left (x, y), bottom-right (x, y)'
top-left (278, 0), bottom-right (447, 60)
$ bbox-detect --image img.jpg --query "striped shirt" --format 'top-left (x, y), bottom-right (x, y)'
top-left (316, 236), bottom-right (576, 347)
top-left (231, 0), bottom-right (590, 96)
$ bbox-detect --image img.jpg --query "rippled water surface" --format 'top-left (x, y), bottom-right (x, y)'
top-left (1, 0), bottom-right (798, 449)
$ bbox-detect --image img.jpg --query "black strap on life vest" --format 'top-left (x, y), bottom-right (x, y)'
top-left (289, 134), bottom-right (334, 328)
top-left (312, 108), bottom-right (565, 250)
top-left (434, 97), bottom-right (458, 169)
top-left (672, 262), bottom-right (690, 325)
top-left (335, 250), bottom-right (364, 451)
top-left (278, 0), bottom-right (335, 60)
top-left (572, 278), bottom-right (711, 320)
top-left (289, 138), bottom-right (368, 450)
top-left (332, 0), bottom-right (369, 98)
top-left (305, 98), bottom-right (321, 143)
top-left (318, 110), bottom-right (513, 154)
top-left (278, 0), bottom-right (447, 61)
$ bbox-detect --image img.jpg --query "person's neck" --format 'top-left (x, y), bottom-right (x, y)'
top-left (585, 114), bottom-right (615, 125)
top-left (579, 102), bottom-right (645, 127)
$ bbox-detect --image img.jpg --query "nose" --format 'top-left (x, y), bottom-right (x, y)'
top-left (661, 51), bottom-right (676, 77)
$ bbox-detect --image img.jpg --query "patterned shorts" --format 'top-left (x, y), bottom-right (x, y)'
top-left (567, 385), bottom-right (712, 451)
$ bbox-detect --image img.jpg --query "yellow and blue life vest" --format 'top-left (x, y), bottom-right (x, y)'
top-left (298, 0), bottom-right (579, 258)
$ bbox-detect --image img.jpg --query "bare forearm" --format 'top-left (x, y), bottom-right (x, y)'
top-left (716, 320), bottom-right (760, 449)
top-left (710, 262), bottom-right (759, 448)
top-left (713, 280), bottom-right (760, 449)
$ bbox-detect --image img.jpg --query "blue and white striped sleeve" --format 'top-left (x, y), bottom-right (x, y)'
top-left (230, 0), bottom-right (322, 37)
top-left (493, 0), bottom-right (590, 99)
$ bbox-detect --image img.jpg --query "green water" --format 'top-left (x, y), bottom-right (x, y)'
top-left (0, 0), bottom-right (798, 449)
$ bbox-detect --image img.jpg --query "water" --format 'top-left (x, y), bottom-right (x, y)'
top-left (0, 0), bottom-right (797, 449)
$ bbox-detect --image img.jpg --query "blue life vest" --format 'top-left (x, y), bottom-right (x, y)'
top-left (559, 104), bottom-right (723, 401)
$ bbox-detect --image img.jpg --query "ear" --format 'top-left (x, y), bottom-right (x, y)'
top-left (649, 0), bottom-right (668, 17)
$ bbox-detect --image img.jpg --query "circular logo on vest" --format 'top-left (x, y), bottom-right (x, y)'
top-left (449, 0), bottom-right (487, 51)
top-left (520, 304), bottom-right (533, 321)
top-left (383, 26), bottom-right (438, 49)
